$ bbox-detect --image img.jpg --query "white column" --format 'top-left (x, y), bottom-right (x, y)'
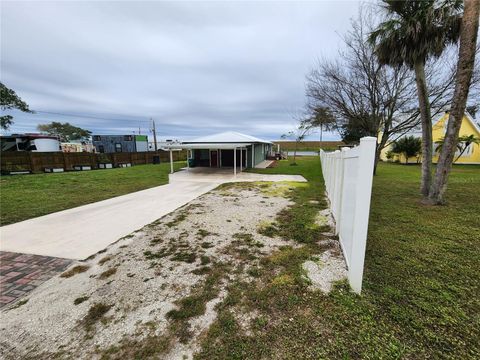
top-left (234, 147), bottom-right (237, 176)
top-left (240, 148), bottom-right (243, 172)
top-left (169, 150), bottom-right (173, 174)
top-left (186, 150), bottom-right (190, 171)
top-left (251, 144), bottom-right (255, 168)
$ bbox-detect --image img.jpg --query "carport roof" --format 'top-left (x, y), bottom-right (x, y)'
top-left (184, 131), bottom-right (272, 144)
top-left (165, 143), bottom-right (251, 150)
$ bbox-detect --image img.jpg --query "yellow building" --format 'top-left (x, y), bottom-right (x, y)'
top-left (381, 112), bottom-right (480, 164)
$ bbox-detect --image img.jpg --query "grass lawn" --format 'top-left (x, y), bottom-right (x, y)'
top-left (196, 158), bottom-right (479, 358)
top-left (0, 162), bottom-right (185, 226)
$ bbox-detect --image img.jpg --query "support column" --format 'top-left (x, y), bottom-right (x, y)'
top-left (234, 147), bottom-right (237, 176)
top-left (252, 144), bottom-right (255, 168)
top-left (169, 150), bottom-right (173, 174)
top-left (240, 148), bottom-right (243, 172)
top-left (187, 150), bottom-right (190, 171)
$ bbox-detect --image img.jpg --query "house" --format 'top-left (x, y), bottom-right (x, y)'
top-left (92, 135), bottom-right (148, 153)
top-left (61, 141), bottom-right (95, 153)
top-left (0, 134), bottom-right (61, 152)
top-left (380, 112), bottom-right (480, 164)
top-left (164, 131), bottom-right (274, 174)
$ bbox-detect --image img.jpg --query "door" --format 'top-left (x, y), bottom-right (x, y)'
top-left (210, 150), bottom-right (218, 167)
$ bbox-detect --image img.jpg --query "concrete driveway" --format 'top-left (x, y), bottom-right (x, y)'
top-left (0, 168), bottom-right (306, 260)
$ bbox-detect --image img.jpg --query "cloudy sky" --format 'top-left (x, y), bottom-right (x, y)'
top-left (1, 1), bottom-right (362, 141)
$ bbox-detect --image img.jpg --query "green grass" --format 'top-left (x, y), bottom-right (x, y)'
top-left (196, 159), bottom-right (480, 359)
top-left (0, 162), bottom-right (185, 225)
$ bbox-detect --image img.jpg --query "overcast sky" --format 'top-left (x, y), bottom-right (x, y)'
top-left (1, 1), bottom-right (363, 141)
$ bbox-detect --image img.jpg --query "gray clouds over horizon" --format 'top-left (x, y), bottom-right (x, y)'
top-left (1, 1), bottom-right (361, 140)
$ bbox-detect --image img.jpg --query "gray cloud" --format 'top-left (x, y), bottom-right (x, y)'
top-left (1, 1), bottom-right (361, 140)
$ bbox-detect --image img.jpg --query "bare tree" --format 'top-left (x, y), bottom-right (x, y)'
top-left (306, 11), bottom-right (419, 174)
top-left (306, 7), bottom-right (479, 175)
top-left (281, 112), bottom-right (313, 166)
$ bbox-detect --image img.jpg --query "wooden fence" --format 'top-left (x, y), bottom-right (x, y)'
top-left (0, 150), bottom-right (187, 174)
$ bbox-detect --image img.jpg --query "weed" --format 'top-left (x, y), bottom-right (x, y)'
top-left (201, 242), bottom-right (214, 249)
top-left (99, 267), bottom-right (117, 280)
top-left (144, 250), bottom-right (169, 260)
top-left (166, 212), bottom-right (188, 228)
top-left (171, 252), bottom-right (196, 263)
top-left (197, 229), bottom-right (212, 239)
top-left (192, 266), bottom-right (211, 275)
top-left (11, 298), bottom-right (28, 309)
top-left (83, 302), bottom-right (112, 331)
top-left (200, 255), bottom-right (211, 265)
top-left (74, 296), bottom-right (89, 305)
top-left (257, 221), bottom-right (278, 238)
top-left (167, 264), bottom-right (227, 342)
top-left (98, 255), bottom-right (112, 265)
top-left (60, 265), bottom-right (89, 278)
top-left (233, 232), bottom-right (264, 248)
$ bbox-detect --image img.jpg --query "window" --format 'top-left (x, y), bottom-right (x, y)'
top-left (93, 135), bottom-right (101, 141)
top-left (462, 143), bottom-right (473, 157)
top-left (115, 143), bottom-right (122, 152)
top-left (98, 145), bottom-right (105, 153)
top-left (124, 135), bottom-right (133, 141)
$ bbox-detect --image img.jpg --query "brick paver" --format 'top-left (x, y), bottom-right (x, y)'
top-left (0, 251), bottom-right (72, 309)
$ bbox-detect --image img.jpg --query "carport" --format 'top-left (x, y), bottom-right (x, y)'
top-left (163, 131), bottom-right (273, 176)
top-left (166, 143), bottom-right (249, 176)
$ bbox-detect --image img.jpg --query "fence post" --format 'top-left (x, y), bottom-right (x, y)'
top-left (28, 152), bottom-right (35, 173)
top-left (335, 147), bottom-right (348, 234)
top-left (62, 152), bottom-right (68, 170)
top-left (348, 137), bottom-right (377, 293)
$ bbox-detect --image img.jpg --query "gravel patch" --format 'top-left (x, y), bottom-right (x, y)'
top-left (0, 182), bottom-right (296, 359)
top-left (302, 249), bottom-right (348, 293)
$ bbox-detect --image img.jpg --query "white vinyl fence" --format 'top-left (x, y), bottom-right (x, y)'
top-left (320, 136), bottom-right (377, 293)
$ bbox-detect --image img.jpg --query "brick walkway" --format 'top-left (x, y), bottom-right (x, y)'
top-left (0, 251), bottom-right (72, 309)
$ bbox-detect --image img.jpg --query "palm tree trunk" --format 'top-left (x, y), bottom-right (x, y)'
top-left (428, 0), bottom-right (480, 204)
top-left (414, 60), bottom-right (433, 197)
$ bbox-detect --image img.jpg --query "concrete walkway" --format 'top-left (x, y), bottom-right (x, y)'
top-left (0, 169), bottom-right (306, 260)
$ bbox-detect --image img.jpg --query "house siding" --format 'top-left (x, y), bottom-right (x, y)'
top-left (379, 113), bottom-right (480, 164)
top-left (92, 135), bottom-right (137, 153)
top-left (253, 143), bottom-right (265, 166)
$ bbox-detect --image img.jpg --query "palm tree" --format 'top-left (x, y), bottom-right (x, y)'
top-left (435, 134), bottom-right (480, 162)
top-left (429, 0), bottom-right (480, 204)
top-left (369, 0), bottom-right (462, 197)
top-left (391, 136), bottom-right (422, 164)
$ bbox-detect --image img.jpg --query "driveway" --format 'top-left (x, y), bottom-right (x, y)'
top-left (0, 169), bottom-right (306, 260)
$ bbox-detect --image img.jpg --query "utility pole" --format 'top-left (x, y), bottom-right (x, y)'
top-left (151, 118), bottom-right (158, 151)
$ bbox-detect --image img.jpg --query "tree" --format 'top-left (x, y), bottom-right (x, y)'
top-left (303, 106), bottom-right (336, 148)
top-left (281, 116), bottom-right (313, 166)
top-left (435, 133), bottom-right (480, 162)
top-left (369, 0), bottom-right (463, 197)
top-left (0, 82), bottom-right (33, 130)
top-left (391, 136), bottom-right (422, 164)
top-left (306, 9), bottom-right (421, 174)
top-left (37, 122), bottom-right (92, 142)
top-left (429, 0), bottom-right (480, 204)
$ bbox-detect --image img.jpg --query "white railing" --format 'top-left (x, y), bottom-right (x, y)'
top-left (320, 137), bottom-right (377, 294)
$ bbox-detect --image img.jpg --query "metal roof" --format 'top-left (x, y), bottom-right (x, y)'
top-left (184, 131), bottom-right (272, 144)
top-left (162, 143), bottom-right (251, 150)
